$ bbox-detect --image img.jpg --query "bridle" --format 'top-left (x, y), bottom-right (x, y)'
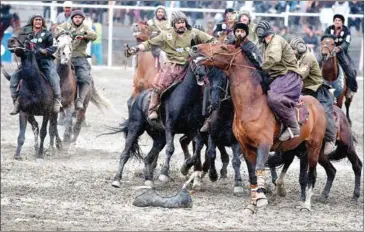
top-left (320, 39), bottom-right (336, 60)
top-left (204, 43), bottom-right (257, 71)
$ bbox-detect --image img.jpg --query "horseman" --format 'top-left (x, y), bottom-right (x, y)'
top-left (56, 10), bottom-right (97, 110)
top-left (146, 5), bottom-right (170, 65)
top-left (324, 14), bottom-right (358, 97)
top-left (125, 10), bottom-right (215, 121)
top-left (213, 8), bottom-right (236, 38)
top-left (9, 14), bottom-right (61, 115)
top-left (255, 21), bottom-right (303, 141)
top-left (290, 37), bottom-right (337, 155)
top-left (200, 22), bottom-right (262, 132)
top-left (236, 9), bottom-right (259, 44)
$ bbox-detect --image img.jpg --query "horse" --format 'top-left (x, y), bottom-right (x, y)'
top-left (180, 66), bottom-right (255, 195)
top-left (191, 43), bottom-right (327, 213)
top-left (103, 62), bottom-right (227, 188)
top-left (320, 35), bottom-right (353, 125)
top-left (0, 10), bottom-right (21, 66)
top-left (268, 104), bottom-right (362, 202)
top-left (5, 36), bottom-right (61, 159)
top-left (54, 30), bottom-right (111, 151)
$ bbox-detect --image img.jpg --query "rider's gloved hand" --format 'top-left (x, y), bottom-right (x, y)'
top-left (333, 46), bottom-right (342, 53)
top-left (37, 48), bottom-right (47, 55)
top-left (124, 46), bottom-right (139, 58)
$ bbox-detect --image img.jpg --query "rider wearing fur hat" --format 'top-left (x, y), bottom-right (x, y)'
top-left (290, 37), bottom-right (337, 155)
top-left (237, 9), bottom-right (259, 44)
top-left (56, 9), bottom-right (97, 110)
top-left (125, 10), bottom-right (215, 121)
top-left (324, 14), bottom-right (357, 97)
top-left (9, 14), bottom-right (61, 115)
top-left (255, 20), bottom-right (303, 141)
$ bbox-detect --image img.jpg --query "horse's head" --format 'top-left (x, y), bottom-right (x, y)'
top-left (320, 34), bottom-right (336, 61)
top-left (7, 36), bottom-right (31, 57)
top-left (132, 21), bottom-right (150, 42)
top-left (55, 32), bottom-right (73, 64)
top-left (190, 43), bottom-right (241, 71)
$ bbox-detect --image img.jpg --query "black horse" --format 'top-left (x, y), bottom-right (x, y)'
top-left (268, 105), bottom-right (362, 202)
top-left (5, 37), bottom-right (61, 159)
top-left (180, 67), bottom-right (257, 194)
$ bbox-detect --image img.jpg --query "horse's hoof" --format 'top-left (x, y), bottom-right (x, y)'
top-left (209, 171), bottom-right (218, 182)
top-left (112, 180), bottom-right (121, 188)
top-left (300, 206), bottom-right (311, 212)
top-left (180, 163), bottom-right (190, 176)
top-left (256, 198), bottom-right (268, 208)
top-left (14, 155), bottom-right (22, 161)
top-left (318, 195), bottom-right (328, 204)
top-left (159, 174), bottom-right (169, 183)
top-left (276, 185), bottom-right (287, 197)
top-left (243, 204), bottom-right (256, 215)
top-left (233, 186), bottom-right (244, 197)
top-left (192, 180), bottom-right (202, 191)
top-left (351, 197), bottom-right (358, 203)
top-left (144, 180), bottom-right (154, 188)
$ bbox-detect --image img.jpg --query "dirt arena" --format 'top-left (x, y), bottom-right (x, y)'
top-left (1, 65), bottom-right (364, 231)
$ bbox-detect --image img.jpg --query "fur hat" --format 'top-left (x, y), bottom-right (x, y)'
top-left (170, 11), bottom-right (191, 30)
top-left (290, 37), bottom-right (307, 54)
top-left (71, 10), bottom-right (85, 19)
top-left (333, 14), bottom-right (345, 23)
top-left (255, 20), bottom-right (274, 41)
top-left (154, 5), bottom-right (167, 20)
top-left (234, 22), bottom-right (249, 35)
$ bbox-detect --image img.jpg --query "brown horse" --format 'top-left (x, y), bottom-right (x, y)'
top-left (320, 35), bottom-right (353, 125)
top-left (191, 44), bottom-right (327, 213)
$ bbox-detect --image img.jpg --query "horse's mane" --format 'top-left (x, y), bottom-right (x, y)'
top-left (321, 34), bottom-right (336, 42)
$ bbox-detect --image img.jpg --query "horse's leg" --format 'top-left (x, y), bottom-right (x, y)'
top-left (180, 135), bottom-right (192, 161)
top-left (14, 112), bottom-right (28, 160)
top-left (242, 148), bottom-right (258, 215)
top-left (275, 150), bottom-right (296, 198)
top-left (231, 142), bottom-right (244, 196)
top-left (218, 144), bottom-right (230, 179)
top-left (345, 96), bottom-right (353, 126)
top-left (207, 136), bottom-right (218, 182)
top-left (50, 112), bottom-right (62, 155)
top-left (317, 151), bottom-right (337, 203)
top-left (62, 106), bottom-right (74, 148)
top-left (301, 141), bottom-right (321, 211)
top-left (143, 134), bottom-right (166, 187)
top-left (299, 152), bottom-right (308, 202)
top-left (38, 115), bottom-right (50, 158)
top-left (72, 108), bottom-right (85, 143)
top-left (254, 144), bottom-right (271, 208)
top-left (180, 133), bottom-right (195, 176)
top-left (27, 115), bottom-right (39, 156)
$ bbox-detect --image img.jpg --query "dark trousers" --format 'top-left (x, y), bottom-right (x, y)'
top-left (337, 50), bottom-right (358, 92)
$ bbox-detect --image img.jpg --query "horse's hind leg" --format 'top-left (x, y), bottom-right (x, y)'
top-left (180, 133), bottom-right (196, 176)
top-left (143, 134), bottom-right (166, 187)
top-left (14, 112), bottom-right (28, 160)
top-left (317, 151), bottom-right (336, 203)
top-left (48, 112), bottom-right (62, 156)
top-left (343, 145), bottom-right (363, 201)
top-left (180, 135), bottom-right (192, 161)
top-left (62, 106), bottom-right (74, 147)
top-left (27, 115), bottom-right (39, 156)
top-left (159, 122), bottom-right (176, 183)
top-left (38, 115), bottom-right (50, 158)
top-left (207, 136), bottom-right (218, 182)
top-left (345, 96), bottom-right (353, 126)
top-left (231, 142), bottom-right (244, 196)
top-left (72, 108), bottom-right (85, 143)
top-left (275, 150), bottom-right (296, 198)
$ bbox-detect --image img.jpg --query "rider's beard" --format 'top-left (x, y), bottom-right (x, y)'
top-left (156, 14), bottom-right (165, 20)
top-left (235, 35), bottom-right (245, 47)
top-left (176, 27), bottom-right (186, 34)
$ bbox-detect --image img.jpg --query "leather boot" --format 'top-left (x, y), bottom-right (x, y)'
top-left (132, 188), bottom-right (193, 208)
top-left (75, 83), bottom-right (90, 110)
top-left (53, 95), bottom-right (62, 113)
top-left (279, 122), bottom-right (300, 141)
top-left (200, 117), bottom-right (211, 132)
top-left (148, 90), bottom-right (160, 121)
top-left (10, 97), bottom-right (20, 115)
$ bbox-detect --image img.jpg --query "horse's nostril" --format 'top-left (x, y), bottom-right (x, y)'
top-left (192, 46), bottom-right (198, 52)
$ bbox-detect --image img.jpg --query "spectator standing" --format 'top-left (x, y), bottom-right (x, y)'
top-left (56, 1), bottom-right (73, 24)
top-left (91, 18), bottom-right (103, 65)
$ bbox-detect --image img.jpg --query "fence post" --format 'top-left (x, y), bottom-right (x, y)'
top-left (50, 1), bottom-right (57, 23)
top-left (284, 4), bottom-right (289, 27)
top-left (107, 1), bottom-right (115, 67)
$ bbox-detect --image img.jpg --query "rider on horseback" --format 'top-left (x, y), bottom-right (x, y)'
top-left (200, 22), bottom-right (262, 132)
top-left (255, 21), bottom-right (303, 141)
top-left (290, 37), bottom-right (337, 155)
top-left (324, 14), bottom-right (358, 97)
top-left (213, 8), bottom-right (236, 38)
top-left (146, 5), bottom-right (170, 65)
top-left (236, 9), bottom-right (259, 44)
top-left (56, 10), bottom-right (97, 110)
top-left (9, 14), bottom-right (61, 115)
top-left (125, 10), bottom-right (215, 121)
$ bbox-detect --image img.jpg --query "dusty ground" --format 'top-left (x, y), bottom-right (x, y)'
top-left (1, 65), bottom-right (364, 231)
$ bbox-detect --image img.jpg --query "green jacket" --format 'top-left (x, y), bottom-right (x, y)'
top-left (297, 51), bottom-right (323, 92)
top-left (56, 22), bottom-right (97, 57)
top-left (147, 18), bottom-right (171, 37)
top-left (142, 28), bottom-right (214, 65)
top-left (262, 35), bottom-right (299, 79)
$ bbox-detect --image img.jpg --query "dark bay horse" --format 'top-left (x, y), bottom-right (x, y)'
top-left (191, 44), bottom-right (327, 213)
top-left (268, 105), bottom-right (362, 202)
top-left (105, 62), bottom-right (226, 188)
top-left (320, 35), bottom-right (353, 125)
top-left (6, 37), bottom-right (61, 159)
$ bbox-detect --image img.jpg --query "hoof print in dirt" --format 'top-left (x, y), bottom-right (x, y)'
top-left (132, 188), bottom-right (193, 208)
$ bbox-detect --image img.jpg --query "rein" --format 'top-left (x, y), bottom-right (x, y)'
top-left (206, 43), bottom-right (257, 71)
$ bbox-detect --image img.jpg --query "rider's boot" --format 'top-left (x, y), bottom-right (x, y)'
top-left (75, 83), bottom-right (90, 110)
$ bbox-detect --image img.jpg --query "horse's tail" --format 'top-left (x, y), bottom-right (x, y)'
top-left (2, 69), bottom-right (11, 81)
top-left (90, 81), bottom-right (113, 112)
top-left (97, 119), bottom-right (144, 161)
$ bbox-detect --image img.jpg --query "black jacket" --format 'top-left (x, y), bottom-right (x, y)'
top-left (324, 25), bottom-right (351, 53)
top-left (26, 27), bottom-right (57, 60)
